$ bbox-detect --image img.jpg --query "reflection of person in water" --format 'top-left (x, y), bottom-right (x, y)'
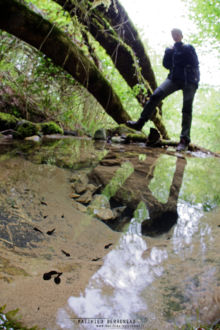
top-left (141, 156), bottom-right (187, 236)
top-left (127, 28), bottom-right (200, 152)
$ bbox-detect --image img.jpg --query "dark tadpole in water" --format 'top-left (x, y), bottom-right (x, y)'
top-left (43, 271), bottom-right (59, 280)
top-left (33, 227), bottom-right (44, 234)
top-left (61, 214), bottom-right (64, 218)
top-left (40, 200), bottom-right (47, 206)
top-left (46, 228), bottom-right (55, 235)
top-left (54, 276), bottom-right (61, 284)
top-left (92, 257), bottom-right (101, 261)
top-left (61, 250), bottom-right (70, 257)
top-left (54, 272), bottom-right (63, 285)
top-left (43, 271), bottom-right (63, 284)
top-left (104, 243), bottom-right (113, 249)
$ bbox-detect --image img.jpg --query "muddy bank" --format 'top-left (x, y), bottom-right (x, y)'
top-left (0, 157), bottom-right (119, 329)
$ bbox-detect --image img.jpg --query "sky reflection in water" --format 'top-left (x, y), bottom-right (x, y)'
top-left (57, 202), bottom-right (220, 329)
top-left (57, 207), bottom-right (168, 329)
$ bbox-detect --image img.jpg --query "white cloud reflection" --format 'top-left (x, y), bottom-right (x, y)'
top-left (57, 217), bottom-right (168, 329)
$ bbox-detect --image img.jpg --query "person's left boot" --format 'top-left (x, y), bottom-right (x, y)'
top-left (176, 138), bottom-right (189, 152)
top-left (126, 118), bottom-right (145, 131)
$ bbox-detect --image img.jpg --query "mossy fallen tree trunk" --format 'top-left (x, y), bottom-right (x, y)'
top-left (0, 0), bottom-right (131, 124)
top-left (53, 0), bottom-right (169, 139)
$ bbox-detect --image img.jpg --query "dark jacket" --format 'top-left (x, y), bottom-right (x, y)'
top-left (163, 41), bottom-right (200, 87)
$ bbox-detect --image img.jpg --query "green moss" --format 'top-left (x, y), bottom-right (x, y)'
top-left (15, 121), bottom-right (39, 139)
top-left (0, 112), bottom-right (19, 130)
top-left (40, 121), bottom-right (63, 135)
top-left (111, 124), bottom-right (135, 135)
top-left (126, 133), bottom-right (147, 142)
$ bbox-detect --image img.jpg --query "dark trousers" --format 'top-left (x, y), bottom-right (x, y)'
top-left (141, 78), bottom-right (197, 142)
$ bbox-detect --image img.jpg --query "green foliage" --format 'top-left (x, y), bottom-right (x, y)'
top-left (0, 111), bottom-right (19, 130)
top-left (0, 31), bottom-right (113, 135)
top-left (180, 157), bottom-right (220, 210)
top-left (182, 0), bottom-right (220, 43)
top-left (0, 305), bottom-right (38, 329)
top-left (40, 121), bottom-right (63, 134)
top-left (89, 36), bottom-right (141, 119)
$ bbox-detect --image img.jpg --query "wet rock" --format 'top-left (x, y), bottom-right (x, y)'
top-left (87, 194), bottom-right (114, 220)
top-left (93, 128), bottom-right (107, 140)
top-left (94, 208), bottom-right (114, 221)
top-left (111, 136), bottom-right (125, 144)
top-left (72, 200), bottom-right (87, 213)
top-left (89, 194), bottom-right (110, 209)
top-left (87, 183), bottom-right (100, 193)
top-left (70, 192), bottom-right (81, 199)
top-left (146, 127), bottom-right (161, 146)
top-left (63, 129), bottom-right (78, 136)
top-left (76, 190), bottom-right (93, 204)
top-left (69, 173), bottom-right (81, 183)
top-left (25, 135), bottom-right (41, 142)
top-left (1, 219), bottom-right (44, 248)
top-left (71, 174), bottom-right (89, 194)
top-left (100, 159), bottom-right (121, 166)
top-left (74, 182), bottom-right (88, 194)
top-left (112, 206), bottom-right (127, 218)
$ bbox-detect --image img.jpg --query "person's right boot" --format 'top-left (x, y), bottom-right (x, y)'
top-left (176, 137), bottom-right (189, 152)
top-left (126, 118), bottom-right (146, 131)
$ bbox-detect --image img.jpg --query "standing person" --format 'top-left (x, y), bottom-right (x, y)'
top-left (127, 28), bottom-right (200, 151)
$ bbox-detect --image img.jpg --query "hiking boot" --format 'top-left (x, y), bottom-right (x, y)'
top-left (126, 118), bottom-right (145, 131)
top-left (176, 138), bottom-right (189, 152)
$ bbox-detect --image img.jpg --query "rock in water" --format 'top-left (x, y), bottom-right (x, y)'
top-left (93, 128), bottom-right (107, 140)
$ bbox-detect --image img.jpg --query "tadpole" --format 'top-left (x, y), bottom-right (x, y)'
top-left (54, 272), bottom-right (63, 285)
top-left (92, 258), bottom-right (101, 262)
top-left (61, 250), bottom-right (70, 257)
top-left (46, 228), bottom-right (55, 235)
top-left (43, 271), bottom-right (59, 280)
top-left (33, 227), bottom-right (44, 234)
top-left (104, 243), bottom-right (113, 249)
top-left (54, 276), bottom-right (61, 284)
